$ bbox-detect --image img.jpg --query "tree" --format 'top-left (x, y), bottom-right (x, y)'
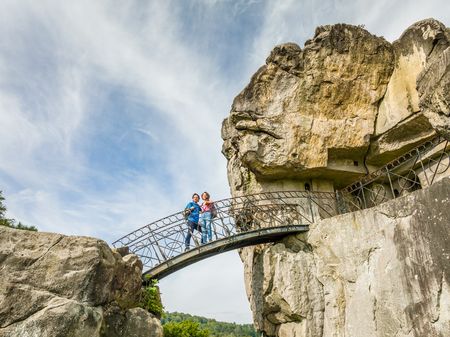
top-left (163, 321), bottom-right (210, 337)
top-left (162, 312), bottom-right (257, 337)
top-left (0, 190), bottom-right (7, 219)
top-left (0, 190), bottom-right (37, 231)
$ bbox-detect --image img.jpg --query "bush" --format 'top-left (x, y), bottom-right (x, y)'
top-left (163, 320), bottom-right (210, 337)
top-left (139, 278), bottom-right (164, 318)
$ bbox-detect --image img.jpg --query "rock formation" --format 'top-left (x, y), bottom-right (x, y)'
top-left (222, 19), bottom-right (450, 195)
top-left (242, 178), bottom-right (450, 337)
top-left (0, 227), bottom-right (163, 337)
top-left (222, 19), bottom-right (450, 336)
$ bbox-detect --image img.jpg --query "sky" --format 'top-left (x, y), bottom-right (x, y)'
top-left (0, 0), bottom-right (448, 324)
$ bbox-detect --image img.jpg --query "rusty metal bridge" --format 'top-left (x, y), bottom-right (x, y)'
top-left (112, 136), bottom-right (449, 279)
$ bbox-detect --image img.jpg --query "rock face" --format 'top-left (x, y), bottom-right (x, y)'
top-left (222, 19), bottom-right (450, 195)
top-left (0, 228), bottom-right (163, 337)
top-left (222, 19), bottom-right (450, 337)
top-left (242, 178), bottom-right (450, 337)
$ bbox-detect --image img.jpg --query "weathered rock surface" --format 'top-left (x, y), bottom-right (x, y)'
top-left (223, 18), bottom-right (450, 337)
top-left (369, 19), bottom-right (450, 164)
top-left (0, 228), bottom-right (163, 337)
top-left (242, 178), bottom-right (450, 336)
top-left (222, 19), bottom-right (450, 194)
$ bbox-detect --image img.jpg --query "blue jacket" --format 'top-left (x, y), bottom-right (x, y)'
top-left (185, 201), bottom-right (201, 223)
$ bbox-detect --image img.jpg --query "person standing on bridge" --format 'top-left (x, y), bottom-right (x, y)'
top-left (200, 191), bottom-right (214, 244)
top-left (184, 193), bottom-right (202, 251)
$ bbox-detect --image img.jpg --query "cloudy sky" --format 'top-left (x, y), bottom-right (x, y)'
top-left (0, 0), bottom-right (448, 324)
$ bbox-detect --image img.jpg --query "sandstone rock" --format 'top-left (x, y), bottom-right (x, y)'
top-left (0, 298), bottom-right (103, 337)
top-left (368, 19), bottom-right (450, 163)
top-left (0, 230), bottom-right (118, 306)
top-left (243, 178), bottom-right (450, 337)
top-left (101, 305), bottom-right (163, 337)
top-left (223, 24), bottom-right (394, 194)
top-left (241, 239), bottom-right (324, 335)
top-left (375, 19), bottom-right (445, 134)
top-left (123, 308), bottom-right (163, 337)
top-left (222, 19), bottom-right (450, 194)
top-left (114, 246), bottom-right (130, 257)
top-left (0, 228), bottom-right (162, 337)
top-left (224, 18), bottom-right (450, 337)
top-left (418, 23), bottom-right (450, 140)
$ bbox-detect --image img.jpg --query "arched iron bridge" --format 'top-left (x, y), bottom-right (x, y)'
top-left (112, 136), bottom-right (449, 279)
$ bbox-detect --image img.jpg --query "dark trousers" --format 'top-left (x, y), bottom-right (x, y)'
top-left (185, 220), bottom-right (200, 249)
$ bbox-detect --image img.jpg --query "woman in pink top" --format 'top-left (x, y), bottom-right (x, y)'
top-left (200, 191), bottom-right (214, 244)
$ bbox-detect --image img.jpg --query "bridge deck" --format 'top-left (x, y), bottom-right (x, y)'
top-left (144, 225), bottom-right (309, 279)
top-left (112, 136), bottom-right (449, 279)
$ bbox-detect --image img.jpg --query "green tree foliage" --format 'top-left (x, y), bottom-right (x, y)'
top-left (0, 190), bottom-right (6, 218)
top-left (139, 279), bottom-right (164, 318)
top-left (0, 190), bottom-right (37, 231)
top-left (162, 312), bottom-right (257, 337)
top-left (163, 320), bottom-right (210, 337)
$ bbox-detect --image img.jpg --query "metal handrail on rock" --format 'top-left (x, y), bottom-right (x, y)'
top-left (112, 136), bottom-right (449, 278)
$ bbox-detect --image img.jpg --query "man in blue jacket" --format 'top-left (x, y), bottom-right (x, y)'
top-left (184, 193), bottom-right (202, 251)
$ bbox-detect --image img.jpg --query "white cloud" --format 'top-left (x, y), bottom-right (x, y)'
top-left (0, 0), bottom-right (231, 224)
top-left (0, 0), bottom-right (240, 322)
top-left (135, 128), bottom-right (160, 143)
top-left (0, 0), bottom-right (448, 324)
top-left (247, 0), bottom-right (449, 75)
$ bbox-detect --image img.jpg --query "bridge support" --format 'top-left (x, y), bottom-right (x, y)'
top-left (144, 225), bottom-right (309, 279)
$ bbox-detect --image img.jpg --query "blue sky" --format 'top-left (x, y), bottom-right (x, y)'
top-left (0, 0), bottom-right (448, 324)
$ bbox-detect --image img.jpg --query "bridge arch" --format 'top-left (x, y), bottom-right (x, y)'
top-left (145, 225), bottom-right (308, 279)
top-left (112, 191), bottom-right (339, 279)
top-left (112, 136), bottom-right (449, 279)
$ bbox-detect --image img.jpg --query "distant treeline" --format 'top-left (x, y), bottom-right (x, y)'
top-left (162, 312), bottom-right (258, 337)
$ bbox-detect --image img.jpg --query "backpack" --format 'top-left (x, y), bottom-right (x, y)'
top-left (210, 203), bottom-right (218, 219)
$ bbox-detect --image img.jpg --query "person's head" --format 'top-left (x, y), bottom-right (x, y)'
top-left (201, 191), bottom-right (210, 201)
top-left (192, 193), bottom-right (200, 202)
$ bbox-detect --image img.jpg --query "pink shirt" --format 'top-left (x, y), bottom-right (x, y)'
top-left (201, 202), bottom-right (213, 212)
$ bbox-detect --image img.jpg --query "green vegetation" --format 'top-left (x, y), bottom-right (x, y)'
top-left (0, 190), bottom-right (37, 231)
top-left (138, 280), bottom-right (256, 336)
top-left (139, 279), bottom-right (164, 318)
top-left (162, 312), bottom-right (257, 337)
top-left (163, 320), bottom-right (210, 337)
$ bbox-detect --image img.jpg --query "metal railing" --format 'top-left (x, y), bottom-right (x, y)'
top-left (112, 135), bottom-right (449, 273)
top-left (112, 191), bottom-right (339, 271)
top-left (339, 136), bottom-right (449, 211)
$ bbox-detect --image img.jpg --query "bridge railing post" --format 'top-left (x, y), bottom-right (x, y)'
top-left (386, 168), bottom-right (397, 202)
top-left (308, 192), bottom-right (314, 223)
top-left (150, 232), bottom-right (167, 261)
top-left (429, 139), bottom-right (449, 185)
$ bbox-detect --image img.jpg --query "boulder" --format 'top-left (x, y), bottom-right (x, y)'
top-left (0, 228), bottom-right (163, 337)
